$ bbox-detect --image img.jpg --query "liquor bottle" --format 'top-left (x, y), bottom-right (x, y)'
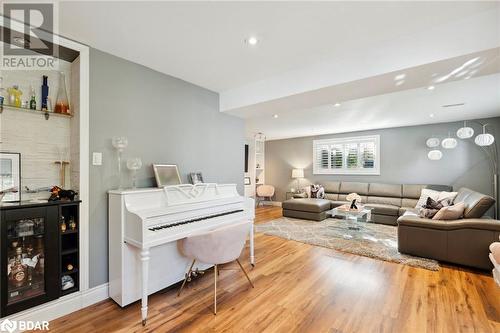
top-left (35, 236), bottom-right (44, 275)
top-left (41, 75), bottom-right (49, 111)
top-left (7, 85), bottom-right (22, 107)
top-left (10, 247), bottom-right (27, 288)
top-left (29, 85), bottom-right (36, 110)
top-left (60, 216), bottom-right (67, 233)
top-left (0, 77), bottom-right (4, 112)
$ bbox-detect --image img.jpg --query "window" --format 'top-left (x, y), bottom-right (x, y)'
top-left (313, 135), bottom-right (380, 175)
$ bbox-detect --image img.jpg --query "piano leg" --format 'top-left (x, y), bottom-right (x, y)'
top-left (250, 223), bottom-right (255, 267)
top-left (140, 248), bottom-right (150, 326)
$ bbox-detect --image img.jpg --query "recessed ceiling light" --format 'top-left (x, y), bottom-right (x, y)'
top-left (442, 103), bottom-right (465, 108)
top-left (334, 103), bottom-right (341, 107)
top-left (273, 114), bottom-right (278, 118)
top-left (429, 113), bottom-right (435, 118)
top-left (427, 85), bottom-right (435, 90)
top-left (246, 36), bottom-right (258, 45)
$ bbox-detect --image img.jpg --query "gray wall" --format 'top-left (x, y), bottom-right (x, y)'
top-left (266, 117), bottom-right (500, 210)
top-left (89, 49), bottom-right (244, 287)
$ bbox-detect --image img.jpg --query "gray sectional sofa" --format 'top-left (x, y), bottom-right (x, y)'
top-left (322, 181), bottom-right (452, 225)
top-left (281, 181), bottom-right (499, 270)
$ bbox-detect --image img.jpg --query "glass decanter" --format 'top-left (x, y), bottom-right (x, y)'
top-left (54, 72), bottom-right (70, 114)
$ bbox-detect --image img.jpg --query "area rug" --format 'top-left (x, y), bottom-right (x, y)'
top-left (256, 217), bottom-right (440, 271)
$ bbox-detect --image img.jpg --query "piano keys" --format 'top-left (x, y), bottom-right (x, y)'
top-left (108, 183), bottom-right (255, 325)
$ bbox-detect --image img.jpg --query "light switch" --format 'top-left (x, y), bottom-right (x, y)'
top-left (92, 152), bottom-right (102, 166)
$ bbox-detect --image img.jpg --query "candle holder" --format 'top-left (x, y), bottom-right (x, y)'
top-left (112, 137), bottom-right (128, 189)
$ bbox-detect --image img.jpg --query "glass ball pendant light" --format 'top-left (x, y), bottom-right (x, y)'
top-left (426, 138), bottom-right (440, 148)
top-left (428, 150), bottom-right (443, 160)
top-left (441, 133), bottom-right (458, 149)
top-left (475, 124), bottom-right (495, 146)
top-left (456, 121), bottom-right (474, 139)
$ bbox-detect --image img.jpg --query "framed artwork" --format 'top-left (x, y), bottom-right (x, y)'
top-left (152, 164), bottom-right (182, 187)
top-left (0, 152), bottom-right (21, 202)
top-left (244, 177), bottom-right (251, 185)
top-left (188, 172), bottom-right (204, 185)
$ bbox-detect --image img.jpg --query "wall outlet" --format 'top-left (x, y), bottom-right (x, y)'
top-left (92, 152), bottom-right (102, 166)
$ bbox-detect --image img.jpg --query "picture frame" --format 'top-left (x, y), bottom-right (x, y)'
top-left (0, 152), bottom-right (21, 202)
top-left (188, 172), bottom-right (204, 185)
top-left (244, 177), bottom-right (251, 185)
top-left (152, 164), bottom-right (182, 187)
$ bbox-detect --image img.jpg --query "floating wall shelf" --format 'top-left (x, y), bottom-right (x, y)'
top-left (0, 104), bottom-right (73, 120)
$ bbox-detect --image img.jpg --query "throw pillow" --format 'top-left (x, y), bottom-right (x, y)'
top-left (419, 197), bottom-right (453, 218)
top-left (310, 184), bottom-right (325, 199)
top-left (432, 202), bottom-right (465, 220)
top-left (415, 189), bottom-right (440, 209)
top-left (415, 189), bottom-right (458, 209)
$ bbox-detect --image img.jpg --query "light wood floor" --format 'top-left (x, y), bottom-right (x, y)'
top-left (45, 206), bottom-right (499, 333)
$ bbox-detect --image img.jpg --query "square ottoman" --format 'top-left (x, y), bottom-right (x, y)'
top-left (282, 198), bottom-right (331, 221)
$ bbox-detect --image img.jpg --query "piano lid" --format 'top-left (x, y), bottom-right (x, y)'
top-left (109, 183), bottom-right (241, 210)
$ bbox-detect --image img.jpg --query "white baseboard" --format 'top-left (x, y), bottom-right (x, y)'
top-left (4, 283), bottom-right (109, 331)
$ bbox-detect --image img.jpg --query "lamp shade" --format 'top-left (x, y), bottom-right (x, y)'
top-left (441, 137), bottom-right (458, 149)
top-left (428, 150), bottom-right (443, 160)
top-left (291, 168), bottom-right (304, 178)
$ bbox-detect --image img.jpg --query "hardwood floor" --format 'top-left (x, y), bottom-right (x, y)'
top-left (46, 206), bottom-right (500, 333)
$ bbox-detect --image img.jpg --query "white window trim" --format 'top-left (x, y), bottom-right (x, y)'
top-left (313, 135), bottom-right (380, 175)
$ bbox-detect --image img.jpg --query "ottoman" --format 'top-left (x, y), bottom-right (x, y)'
top-left (282, 198), bottom-right (331, 221)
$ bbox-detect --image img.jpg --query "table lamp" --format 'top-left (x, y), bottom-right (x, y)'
top-left (292, 168), bottom-right (304, 192)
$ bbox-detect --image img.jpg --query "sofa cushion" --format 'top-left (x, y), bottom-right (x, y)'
top-left (397, 214), bottom-right (500, 231)
top-left (402, 198), bottom-right (418, 208)
top-left (339, 182), bottom-right (369, 195)
top-left (338, 194), bottom-right (368, 202)
top-left (364, 203), bottom-right (399, 216)
top-left (402, 184), bottom-right (426, 199)
top-left (323, 181), bottom-right (341, 193)
top-left (282, 198), bottom-right (331, 213)
top-left (367, 196), bottom-right (402, 207)
top-left (454, 187), bottom-right (495, 218)
top-left (324, 193), bottom-right (338, 201)
top-left (399, 207), bottom-right (417, 216)
top-left (368, 183), bottom-right (402, 197)
top-left (330, 200), bottom-right (348, 208)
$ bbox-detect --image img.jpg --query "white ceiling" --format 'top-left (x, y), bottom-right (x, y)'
top-left (246, 73), bottom-right (500, 140)
top-left (56, 1), bottom-right (500, 140)
top-left (58, 1), bottom-right (497, 93)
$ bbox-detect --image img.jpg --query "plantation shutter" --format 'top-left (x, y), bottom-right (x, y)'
top-left (313, 135), bottom-right (380, 175)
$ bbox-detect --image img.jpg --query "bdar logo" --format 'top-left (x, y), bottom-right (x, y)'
top-left (0, 319), bottom-right (17, 333)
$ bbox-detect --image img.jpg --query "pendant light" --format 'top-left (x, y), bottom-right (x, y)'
top-left (428, 150), bottom-right (443, 160)
top-left (475, 124), bottom-right (495, 146)
top-left (456, 121), bottom-right (474, 139)
top-left (441, 132), bottom-right (457, 149)
top-left (426, 137), bottom-right (440, 148)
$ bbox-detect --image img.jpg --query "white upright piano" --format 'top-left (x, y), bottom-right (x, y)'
top-left (108, 183), bottom-right (255, 325)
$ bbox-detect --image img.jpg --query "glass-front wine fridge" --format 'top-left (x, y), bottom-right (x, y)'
top-left (1, 204), bottom-right (59, 317)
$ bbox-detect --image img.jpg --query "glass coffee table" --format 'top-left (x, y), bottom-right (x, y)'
top-left (326, 205), bottom-right (373, 231)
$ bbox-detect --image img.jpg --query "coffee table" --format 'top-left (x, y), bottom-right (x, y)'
top-left (326, 206), bottom-right (373, 231)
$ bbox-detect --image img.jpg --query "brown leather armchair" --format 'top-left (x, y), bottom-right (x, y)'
top-left (398, 188), bottom-right (499, 270)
